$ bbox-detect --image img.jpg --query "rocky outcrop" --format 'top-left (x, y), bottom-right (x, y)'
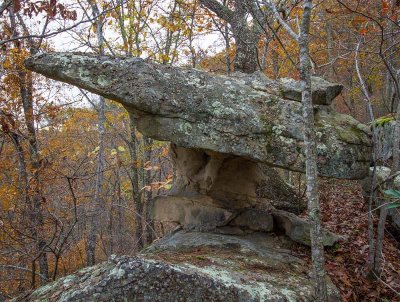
top-left (230, 208), bottom-right (274, 232)
top-left (25, 52), bottom-right (371, 179)
top-left (374, 120), bottom-right (395, 163)
top-left (152, 195), bottom-right (339, 246)
top-left (15, 231), bottom-right (341, 302)
top-left (23, 52), bottom-right (373, 301)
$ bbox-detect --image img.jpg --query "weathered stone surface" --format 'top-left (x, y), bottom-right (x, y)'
top-left (231, 72), bottom-right (342, 106)
top-left (374, 119), bottom-right (395, 162)
top-left (16, 232), bottom-right (341, 302)
top-left (279, 77), bottom-right (343, 105)
top-left (272, 209), bottom-right (342, 246)
top-left (359, 166), bottom-right (391, 196)
top-left (158, 144), bottom-right (305, 232)
top-left (214, 225), bottom-right (246, 235)
top-left (152, 195), bottom-right (234, 230)
top-left (21, 52), bottom-right (360, 301)
top-left (169, 144), bottom-right (293, 210)
top-left (230, 208), bottom-right (274, 232)
top-left (152, 193), bottom-right (339, 246)
top-left (258, 165), bottom-right (306, 214)
top-left (25, 52), bottom-right (371, 179)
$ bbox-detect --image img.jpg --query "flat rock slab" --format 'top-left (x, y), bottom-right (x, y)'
top-left (25, 53), bottom-right (371, 179)
top-left (279, 77), bottom-right (343, 105)
top-left (16, 232), bottom-right (341, 302)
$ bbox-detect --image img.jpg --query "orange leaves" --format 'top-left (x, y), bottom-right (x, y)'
top-left (2, 47), bottom-right (29, 70)
top-left (320, 179), bottom-right (400, 301)
top-left (381, 0), bottom-right (390, 15)
top-left (349, 15), bottom-right (376, 36)
top-left (20, 0), bottom-right (77, 20)
top-left (359, 27), bottom-right (368, 36)
top-left (350, 15), bottom-right (368, 28)
top-left (0, 185), bottom-right (17, 211)
top-left (143, 161), bottom-right (160, 171)
top-left (142, 175), bottom-right (173, 192)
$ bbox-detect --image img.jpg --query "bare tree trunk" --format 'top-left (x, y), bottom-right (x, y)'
top-left (200, 0), bottom-right (260, 74)
top-left (115, 152), bottom-right (124, 253)
top-left (9, 3), bottom-right (49, 285)
top-left (271, 48), bottom-right (279, 79)
top-left (187, 0), bottom-right (198, 69)
top-left (86, 0), bottom-right (106, 266)
top-left (114, 0), bottom-right (144, 252)
top-left (299, 1), bottom-right (328, 300)
top-left (373, 77), bottom-right (400, 278)
top-left (9, 132), bottom-right (28, 203)
top-left (260, 38), bottom-right (269, 71)
top-left (128, 120), bottom-right (144, 251)
top-left (224, 21), bottom-right (231, 75)
top-left (355, 40), bottom-right (378, 274)
top-left (143, 137), bottom-right (154, 246)
top-left (222, 0), bottom-right (231, 75)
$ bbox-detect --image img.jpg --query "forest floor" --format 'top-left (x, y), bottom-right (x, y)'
top-left (295, 178), bottom-right (400, 301)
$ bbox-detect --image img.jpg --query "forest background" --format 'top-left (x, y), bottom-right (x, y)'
top-left (1, 0), bottom-right (400, 300)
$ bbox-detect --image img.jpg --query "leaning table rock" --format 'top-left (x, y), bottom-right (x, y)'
top-left (23, 52), bottom-right (371, 301)
top-left (25, 52), bottom-right (371, 179)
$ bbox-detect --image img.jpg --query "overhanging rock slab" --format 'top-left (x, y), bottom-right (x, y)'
top-left (25, 52), bottom-right (372, 179)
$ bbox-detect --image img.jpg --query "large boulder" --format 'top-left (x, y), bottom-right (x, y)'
top-left (25, 53), bottom-right (371, 179)
top-left (14, 231), bottom-right (341, 302)
top-left (374, 119), bottom-right (395, 163)
top-left (279, 77), bottom-right (343, 105)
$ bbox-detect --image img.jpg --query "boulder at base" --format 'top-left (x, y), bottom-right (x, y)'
top-left (15, 231), bottom-right (341, 302)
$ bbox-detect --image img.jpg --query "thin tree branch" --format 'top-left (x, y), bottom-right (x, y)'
top-left (263, 0), bottom-right (299, 42)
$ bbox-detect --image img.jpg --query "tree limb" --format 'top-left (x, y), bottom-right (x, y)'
top-left (263, 0), bottom-right (299, 42)
top-left (200, 0), bottom-right (234, 22)
top-left (0, 0), bottom-right (11, 15)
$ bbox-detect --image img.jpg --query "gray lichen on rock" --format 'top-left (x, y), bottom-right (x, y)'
top-left (25, 52), bottom-right (371, 179)
top-left (16, 232), bottom-right (341, 302)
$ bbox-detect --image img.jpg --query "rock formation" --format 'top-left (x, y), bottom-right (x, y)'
top-left (20, 52), bottom-right (372, 301)
top-left (25, 53), bottom-right (370, 178)
top-left (15, 232), bottom-right (341, 302)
